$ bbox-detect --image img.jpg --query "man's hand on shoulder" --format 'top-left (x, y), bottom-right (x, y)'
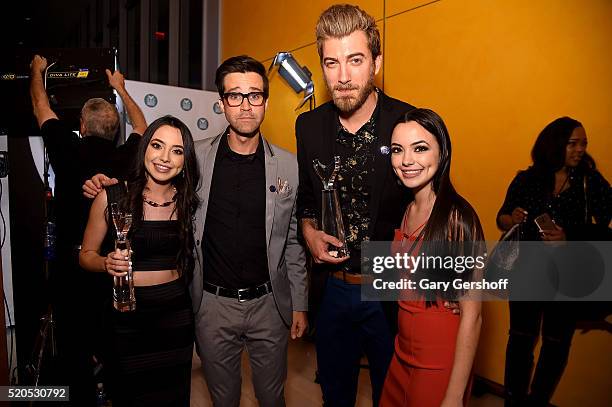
top-left (83, 173), bottom-right (118, 199)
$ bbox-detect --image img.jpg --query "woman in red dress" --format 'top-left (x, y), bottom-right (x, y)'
top-left (380, 108), bottom-right (484, 407)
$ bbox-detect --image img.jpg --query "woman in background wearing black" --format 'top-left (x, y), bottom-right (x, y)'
top-left (497, 117), bottom-right (611, 406)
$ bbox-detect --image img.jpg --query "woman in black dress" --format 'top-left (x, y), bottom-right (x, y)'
top-left (80, 115), bottom-right (200, 406)
top-left (497, 116), bottom-right (611, 406)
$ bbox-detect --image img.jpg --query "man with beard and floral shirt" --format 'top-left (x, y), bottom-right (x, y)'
top-left (295, 4), bottom-right (414, 406)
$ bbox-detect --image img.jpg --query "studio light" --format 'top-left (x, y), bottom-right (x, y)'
top-left (268, 52), bottom-right (315, 110)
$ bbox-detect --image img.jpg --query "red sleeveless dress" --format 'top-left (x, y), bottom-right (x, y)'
top-left (379, 221), bottom-right (472, 407)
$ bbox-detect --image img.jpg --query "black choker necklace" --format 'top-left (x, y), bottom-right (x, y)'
top-left (143, 189), bottom-right (177, 207)
top-left (143, 197), bottom-right (176, 207)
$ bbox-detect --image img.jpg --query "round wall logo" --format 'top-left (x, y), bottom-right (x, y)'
top-left (213, 102), bottom-right (223, 114)
top-left (144, 94), bottom-right (158, 108)
top-left (197, 118), bottom-right (209, 130)
top-left (180, 98), bottom-right (193, 111)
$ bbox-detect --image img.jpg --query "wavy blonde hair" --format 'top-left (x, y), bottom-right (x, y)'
top-left (316, 4), bottom-right (381, 61)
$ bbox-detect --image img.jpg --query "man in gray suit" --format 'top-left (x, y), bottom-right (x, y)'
top-left (191, 55), bottom-right (308, 407)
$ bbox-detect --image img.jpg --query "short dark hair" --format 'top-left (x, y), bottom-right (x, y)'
top-left (214, 55), bottom-right (269, 99)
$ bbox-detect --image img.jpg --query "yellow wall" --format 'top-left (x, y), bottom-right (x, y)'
top-left (221, 1), bottom-right (612, 405)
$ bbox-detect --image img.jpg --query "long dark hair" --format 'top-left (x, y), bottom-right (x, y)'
top-left (394, 109), bottom-right (484, 300)
top-left (530, 116), bottom-right (595, 191)
top-left (125, 115), bottom-right (200, 281)
top-left (396, 109), bottom-right (484, 243)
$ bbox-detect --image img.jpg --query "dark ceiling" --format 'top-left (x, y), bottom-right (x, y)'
top-left (2, 0), bottom-right (90, 52)
top-left (1, 0), bottom-right (95, 131)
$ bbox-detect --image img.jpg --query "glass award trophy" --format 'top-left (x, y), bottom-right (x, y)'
top-left (313, 156), bottom-right (349, 258)
top-left (110, 203), bottom-right (136, 312)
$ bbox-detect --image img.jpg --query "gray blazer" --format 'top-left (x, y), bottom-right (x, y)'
top-left (190, 131), bottom-right (307, 327)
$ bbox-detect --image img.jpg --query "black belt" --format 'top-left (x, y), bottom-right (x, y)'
top-left (203, 281), bottom-right (272, 302)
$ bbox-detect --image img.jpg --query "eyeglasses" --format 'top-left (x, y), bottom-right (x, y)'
top-left (222, 92), bottom-right (267, 107)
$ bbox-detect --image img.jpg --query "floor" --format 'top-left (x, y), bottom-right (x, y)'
top-left (3, 327), bottom-right (503, 405)
top-left (189, 338), bottom-right (504, 407)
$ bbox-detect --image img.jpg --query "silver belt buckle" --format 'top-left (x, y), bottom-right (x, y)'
top-left (237, 288), bottom-right (249, 302)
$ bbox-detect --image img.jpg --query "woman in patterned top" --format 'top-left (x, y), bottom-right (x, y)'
top-left (498, 116), bottom-right (611, 406)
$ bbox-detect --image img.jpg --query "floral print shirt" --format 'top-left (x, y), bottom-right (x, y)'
top-left (334, 96), bottom-right (381, 272)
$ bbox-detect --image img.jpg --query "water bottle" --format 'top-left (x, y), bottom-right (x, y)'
top-left (43, 221), bottom-right (56, 261)
top-left (95, 383), bottom-right (107, 406)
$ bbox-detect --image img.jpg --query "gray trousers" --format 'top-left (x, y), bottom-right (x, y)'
top-left (195, 290), bottom-right (289, 407)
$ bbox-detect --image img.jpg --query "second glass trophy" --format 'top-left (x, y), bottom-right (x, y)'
top-left (313, 156), bottom-right (349, 258)
top-left (111, 203), bottom-right (136, 312)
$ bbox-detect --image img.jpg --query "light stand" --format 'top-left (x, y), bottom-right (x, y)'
top-left (24, 65), bottom-right (58, 387)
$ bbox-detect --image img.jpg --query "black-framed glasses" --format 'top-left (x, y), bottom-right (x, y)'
top-left (222, 92), bottom-right (267, 107)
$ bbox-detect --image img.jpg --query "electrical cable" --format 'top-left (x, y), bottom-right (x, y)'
top-left (4, 291), bottom-right (14, 380)
top-left (43, 61), bottom-right (56, 90)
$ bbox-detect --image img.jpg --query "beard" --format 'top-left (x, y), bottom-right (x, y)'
top-left (327, 70), bottom-right (376, 115)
